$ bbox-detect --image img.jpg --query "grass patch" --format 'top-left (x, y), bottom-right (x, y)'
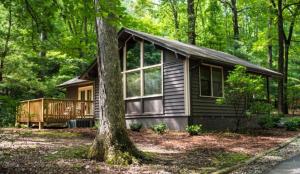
top-left (35, 131), bottom-right (80, 139)
top-left (18, 130), bottom-right (33, 137)
top-left (212, 152), bottom-right (250, 168)
top-left (44, 145), bottom-right (89, 161)
top-left (17, 130), bottom-right (80, 139)
top-left (18, 130), bottom-right (82, 139)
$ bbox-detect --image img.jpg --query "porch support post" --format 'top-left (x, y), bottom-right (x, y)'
top-left (38, 122), bottom-right (44, 130)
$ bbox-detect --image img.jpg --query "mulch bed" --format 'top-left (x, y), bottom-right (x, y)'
top-left (129, 128), bottom-right (299, 155)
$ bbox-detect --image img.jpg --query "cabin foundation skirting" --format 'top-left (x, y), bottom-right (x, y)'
top-left (125, 115), bottom-right (188, 130)
top-left (189, 116), bottom-right (260, 131)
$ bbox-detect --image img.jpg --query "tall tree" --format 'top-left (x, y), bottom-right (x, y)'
top-left (0, 0), bottom-right (12, 82)
top-left (187, 0), bottom-right (196, 44)
top-left (88, 0), bottom-right (139, 164)
top-left (271, 0), bottom-right (300, 113)
top-left (267, 5), bottom-right (274, 102)
top-left (220, 0), bottom-right (240, 50)
top-left (164, 0), bottom-right (180, 40)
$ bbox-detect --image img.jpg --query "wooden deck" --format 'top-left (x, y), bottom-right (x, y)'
top-left (16, 98), bottom-right (94, 129)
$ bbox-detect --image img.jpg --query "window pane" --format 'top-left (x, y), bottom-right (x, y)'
top-left (126, 71), bottom-right (141, 97)
top-left (143, 97), bottom-right (163, 113)
top-left (212, 67), bottom-right (223, 97)
top-left (200, 65), bottom-right (211, 96)
top-left (80, 91), bottom-right (85, 100)
top-left (144, 67), bottom-right (161, 96)
top-left (126, 40), bottom-right (140, 70)
top-left (144, 42), bottom-right (161, 66)
top-left (126, 99), bottom-right (142, 114)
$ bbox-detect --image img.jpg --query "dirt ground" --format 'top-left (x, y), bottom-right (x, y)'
top-left (0, 128), bottom-right (299, 174)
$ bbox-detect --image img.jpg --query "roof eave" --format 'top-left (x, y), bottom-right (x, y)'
top-left (119, 28), bottom-right (190, 58)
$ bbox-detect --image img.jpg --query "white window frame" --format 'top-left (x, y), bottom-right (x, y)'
top-left (78, 86), bottom-right (94, 101)
top-left (122, 40), bottom-right (163, 100)
top-left (199, 63), bottom-right (224, 98)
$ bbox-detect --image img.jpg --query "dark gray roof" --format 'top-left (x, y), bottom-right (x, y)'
top-left (57, 76), bottom-right (92, 87)
top-left (119, 28), bottom-right (282, 77)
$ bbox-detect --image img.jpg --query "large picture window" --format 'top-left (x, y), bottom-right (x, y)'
top-left (200, 64), bottom-right (223, 97)
top-left (123, 39), bottom-right (163, 115)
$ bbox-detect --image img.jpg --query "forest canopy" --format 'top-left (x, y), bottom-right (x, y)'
top-left (0, 0), bottom-right (300, 114)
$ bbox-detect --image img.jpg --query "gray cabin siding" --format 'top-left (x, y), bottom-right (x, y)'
top-left (189, 59), bottom-right (239, 117)
top-left (163, 50), bottom-right (185, 116)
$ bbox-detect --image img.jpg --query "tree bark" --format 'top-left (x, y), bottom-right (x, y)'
top-left (267, 6), bottom-right (273, 103)
top-left (220, 0), bottom-right (239, 50)
top-left (88, 0), bottom-right (139, 164)
top-left (283, 5), bottom-right (300, 114)
top-left (168, 0), bottom-right (180, 40)
top-left (277, 0), bottom-right (285, 114)
top-left (83, 0), bottom-right (89, 45)
top-left (187, 0), bottom-right (196, 45)
top-left (267, 6), bottom-right (273, 69)
top-left (0, 2), bottom-right (12, 82)
top-left (231, 0), bottom-right (239, 49)
top-left (39, 29), bottom-right (47, 57)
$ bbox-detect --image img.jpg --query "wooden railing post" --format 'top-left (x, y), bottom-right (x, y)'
top-left (39, 98), bottom-right (44, 129)
top-left (73, 101), bottom-right (76, 119)
top-left (27, 101), bottom-right (30, 127)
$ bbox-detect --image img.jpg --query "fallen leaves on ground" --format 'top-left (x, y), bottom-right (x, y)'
top-left (0, 128), bottom-right (298, 174)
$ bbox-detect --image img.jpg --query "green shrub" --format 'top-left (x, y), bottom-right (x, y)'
top-left (151, 122), bottom-right (167, 134)
top-left (284, 119), bottom-right (298, 131)
top-left (186, 124), bottom-right (202, 135)
top-left (0, 96), bottom-right (18, 127)
top-left (258, 114), bottom-right (281, 129)
top-left (290, 117), bottom-right (300, 126)
top-left (129, 123), bottom-right (143, 132)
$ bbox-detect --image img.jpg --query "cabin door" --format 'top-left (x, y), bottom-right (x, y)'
top-left (78, 86), bottom-right (93, 115)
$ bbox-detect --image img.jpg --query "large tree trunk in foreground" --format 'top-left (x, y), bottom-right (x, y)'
top-left (88, 1), bottom-right (139, 164)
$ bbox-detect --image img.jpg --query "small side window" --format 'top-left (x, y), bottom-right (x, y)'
top-left (200, 65), bottom-right (211, 96)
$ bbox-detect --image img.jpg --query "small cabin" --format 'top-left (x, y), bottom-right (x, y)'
top-left (16, 28), bottom-right (281, 130)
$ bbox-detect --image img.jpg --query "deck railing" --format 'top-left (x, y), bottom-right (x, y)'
top-left (17, 98), bottom-right (94, 128)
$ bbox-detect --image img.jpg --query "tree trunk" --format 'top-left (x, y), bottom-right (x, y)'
top-left (282, 4), bottom-right (300, 114)
top-left (231, 0), bottom-right (239, 50)
top-left (83, 0), bottom-right (88, 45)
top-left (283, 44), bottom-right (289, 113)
top-left (168, 0), bottom-right (180, 40)
top-left (277, 0), bottom-right (284, 114)
top-left (0, 2), bottom-right (12, 82)
top-left (88, 0), bottom-right (139, 164)
top-left (39, 29), bottom-right (47, 57)
top-left (268, 7), bottom-right (273, 69)
top-left (267, 6), bottom-right (273, 103)
top-left (187, 0), bottom-right (196, 45)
